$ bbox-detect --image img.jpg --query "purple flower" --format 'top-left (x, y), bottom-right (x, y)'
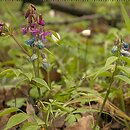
top-left (40, 31), bottom-right (52, 42)
top-left (0, 23), bottom-right (4, 26)
top-left (0, 23), bottom-right (4, 33)
top-left (38, 15), bottom-right (45, 26)
top-left (0, 26), bottom-right (3, 32)
top-left (30, 23), bottom-right (36, 29)
top-left (30, 28), bottom-right (39, 36)
top-left (22, 27), bottom-right (28, 35)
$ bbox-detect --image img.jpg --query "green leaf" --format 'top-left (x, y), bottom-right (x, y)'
top-left (44, 48), bottom-right (55, 57)
top-left (22, 122), bottom-right (39, 130)
top-left (0, 69), bottom-right (22, 78)
top-left (115, 75), bottom-right (130, 84)
top-left (87, 67), bottom-right (112, 79)
top-left (120, 3), bottom-right (130, 33)
top-left (73, 108), bottom-right (88, 114)
top-left (65, 114), bottom-right (76, 125)
top-left (5, 113), bottom-right (30, 130)
top-left (118, 66), bottom-right (130, 76)
top-left (22, 125), bottom-right (39, 130)
top-left (105, 56), bottom-right (118, 67)
top-left (34, 115), bottom-right (44, 125)
top-left (32, 78), bottom-right (50, 90)
top-left (23, 73), bottom-right (33, 81)
top-left (6, 98), bottom-right (26, 108)
top-left (120, 56), bottom-right (130, 65)
top-left (12, 69), bottom-right (22, 77)
top-left (94, 65), bottom-right (114, 79)
top-left (54, 104), bottom-right (73, 113)
top-left (0, 69), bottom-right (13, 78)
top-left (0, 107), bottom-right (20, 117)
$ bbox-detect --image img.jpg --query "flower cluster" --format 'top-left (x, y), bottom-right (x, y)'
top-left (111, 39), bottom-right (130, 57)
top-left (22, 4), bottom-right (52, 50)
top-left (22, 4), bottom-right (52, 70)
top-left (0, 23), bottom-right (8, 36)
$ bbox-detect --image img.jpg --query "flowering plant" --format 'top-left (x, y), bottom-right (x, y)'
top-left (112, 39), bottom-right (130, 57)
top-left (22, 4), bottom-right (52, 49)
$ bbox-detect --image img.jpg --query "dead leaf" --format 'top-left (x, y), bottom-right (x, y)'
top-left (26, 101), bottom-right (35, 122)
top-left (65, 115), bottom-right (94, 130)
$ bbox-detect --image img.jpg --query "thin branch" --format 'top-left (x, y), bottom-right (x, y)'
top-left (10, 34), bottom-right (31, 58)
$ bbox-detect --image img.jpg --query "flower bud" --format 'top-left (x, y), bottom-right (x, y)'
top-left (51, 32), bottom-right (61, 43)
top-left (111, 46), bottom-right (118, 54)
top-left (25, 37), bottom-right (35, 47)
top-left (123, 42), bottom-right (129, 50)
top-left (36, 41), bottom-right (44, 49)
top-left (121, 49), bottom-right (130, 57)
top-left (31, 53), bottom-right (38, 61)
top-left (22, 27), bottom-right (28, 35)
top-left (38, 15), bottom-right (45, 26)
top-left (42, 60), bottom-right (50, 70)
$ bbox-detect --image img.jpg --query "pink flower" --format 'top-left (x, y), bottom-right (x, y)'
top-left (22, 27), bottom-right (28, 35)
top-left (40, 31), bottom-right (52, 42)
top-left (30, 28), bottom-right (39, 36)
top-left (0, 23), bottom-right (4, 33)
top-left (0, 23), bottom-right (4, 26)
top-left (38, 15), bottom-right (45, 26)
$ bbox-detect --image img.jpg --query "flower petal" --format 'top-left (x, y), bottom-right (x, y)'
top-left (30, 28), bottom-right (39, 36)
top-left (38, 15), bottom-right (45, 26)
top-left (22, 27), bottom-right (28, 35)
top-left (25, 37), bottom-right (35, 47)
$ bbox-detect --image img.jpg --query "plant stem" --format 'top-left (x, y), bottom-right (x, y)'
top-left (119, 82), bottom-right (126, 112)
top-left (14, 87), bottom-right (17, 107)
top-left (93, 61), bottom-right (118, 130)
top-left (47, 69), bottom-right (51, 88)
top-left (119, 82), bottom-right (130, 129)
top-left (37, 49), bottom-right (40, 77)
top-left (32, 61), bottom-right (37, 77)
top-left (10, 34), bottom-right (31, 58)
top-left (37, 48), bottom-right (41, 98)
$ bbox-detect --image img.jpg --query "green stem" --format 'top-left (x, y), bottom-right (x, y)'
top-left (32, 61), bottom-right (37, 77)
top-left (93, 40), bottom-right (122, 129)
top-left (93, 61), bottom-right (118, 130)
top-left (14, 87), bottom-right (17, 107)
top-left (119, 82), bottom-right (126, 112)
top-left (119, 82), bottom-right (130, 129)
top-left (10, 34), bottom-right (31, 58)
top-left (37, 49), bottom-right (40, 77)
top-left (47, 69), bottom-right (51, 88)
top-left (37, 48), bottom-right (41, 98)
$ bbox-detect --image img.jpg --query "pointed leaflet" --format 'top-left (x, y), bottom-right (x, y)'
top-left (105, 56), bottom-right (118, 67)
top-left (115, 75), bottom-right (130, 84)
top-left (4, 113), bottom-right (30, 130)
top-left (32, 77), bottom-right (50, 90)
top-left (24, 73), bottom-right (33, 81)
top-left (0, 69), bottom-right (22, 78)
top-left (22, 122), bottom-right (39, 130)
top-left (13, 69), bottom-right (22, 77)
top-left (118, 66), bottom-right (130, 77)
top-left (121, 56), bottom-right (130, 65)
top-left (0, 107), bottom-right (20, 117)
top-left (94, 65), bottom-right (114, 79)
top-left (22, 125), bottom-right (39, 130)
top-left (0, 69), bottom-right (13, 78)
